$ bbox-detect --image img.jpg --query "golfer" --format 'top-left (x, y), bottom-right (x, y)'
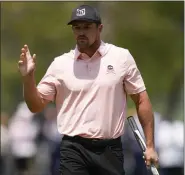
top-left (18, 4), bottom-right (158, 175)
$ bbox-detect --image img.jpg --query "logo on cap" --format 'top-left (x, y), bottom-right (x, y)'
top-left (76, 8), bottom-right (85, 16)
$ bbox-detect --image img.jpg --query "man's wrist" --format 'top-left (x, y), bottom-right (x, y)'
top-left (22, 71), bottom-right (35, 82)
top-left (146, 143), bottom-right (155, 149)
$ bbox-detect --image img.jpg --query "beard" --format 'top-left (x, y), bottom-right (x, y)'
top-left (77, 39), bottom-right (90, 49)
top-left (76, 35), bottom-right (91, 49)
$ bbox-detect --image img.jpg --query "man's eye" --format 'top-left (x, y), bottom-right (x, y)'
top-left (75, 27), bottom-right (81, 30)
top-left (84, 26), bottom-right (90, 29)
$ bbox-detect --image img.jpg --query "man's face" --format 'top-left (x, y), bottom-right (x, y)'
top-left (72, 21), bottom-right (103, 49)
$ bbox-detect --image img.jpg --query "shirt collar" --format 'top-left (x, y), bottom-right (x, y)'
top-left (74, 41), bottom-right (106, 60)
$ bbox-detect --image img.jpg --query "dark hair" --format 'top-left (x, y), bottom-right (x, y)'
top-left (95, 22), bottom-right (101, 27)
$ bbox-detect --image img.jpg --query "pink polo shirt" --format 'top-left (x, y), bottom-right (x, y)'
top-left (37, 41), bottom-right (146, 139)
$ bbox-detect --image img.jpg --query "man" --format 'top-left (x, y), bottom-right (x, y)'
top-left (18, 4), bottom-right (158, 175)
top-left (9, 102), bottom-right (39, 175)
top-left (1, 112), bottom-right (10, 175)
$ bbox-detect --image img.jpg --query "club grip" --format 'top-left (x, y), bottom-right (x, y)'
top-left (127, 116), bottom-right (160, 175)
top-left (127, 116), bottom-right (146, 151)
top-left (127, 116), bottom-right (140, 131)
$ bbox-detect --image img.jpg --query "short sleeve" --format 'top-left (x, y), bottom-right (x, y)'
top-left (37, 61), bottom-right (58, 102)
top-left (123, 50), bottom-right (146, 95)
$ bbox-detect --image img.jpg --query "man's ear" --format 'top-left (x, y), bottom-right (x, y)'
top-left (99, 24), bottom-right (103, 33)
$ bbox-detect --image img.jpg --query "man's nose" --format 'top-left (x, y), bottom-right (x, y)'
top-left (78, 29), bottom-right (85, 35)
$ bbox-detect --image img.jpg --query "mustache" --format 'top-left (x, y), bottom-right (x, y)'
top-left (77, 35), bottom-right (88, 40)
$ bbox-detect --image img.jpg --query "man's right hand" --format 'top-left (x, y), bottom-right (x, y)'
top-left (18, 45), bottom-right (36, 76)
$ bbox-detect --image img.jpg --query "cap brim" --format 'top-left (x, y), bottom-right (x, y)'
top-left (67, 18), bottom-right (100, 25)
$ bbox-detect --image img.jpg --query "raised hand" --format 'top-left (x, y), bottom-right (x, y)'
top-left (18, 45), bottom-right (36, 76)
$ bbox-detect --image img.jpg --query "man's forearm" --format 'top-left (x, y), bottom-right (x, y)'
top-left (22, 73), bottom-right (45, 113)
top-left (136, 99), bottom-right (155, 149)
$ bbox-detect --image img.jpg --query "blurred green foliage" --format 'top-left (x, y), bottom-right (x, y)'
top-left (1, 2), bottom-right (184, 118)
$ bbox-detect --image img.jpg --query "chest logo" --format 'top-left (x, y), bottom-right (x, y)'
top-left (106, 65), bottom-right (115, 74)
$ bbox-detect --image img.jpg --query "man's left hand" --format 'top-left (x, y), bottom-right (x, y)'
top-left (143, 147), bottom-right (159, 167)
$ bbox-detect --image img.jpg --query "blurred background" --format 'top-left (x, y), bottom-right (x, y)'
top-left (1, 1), bottom-right (184, 175)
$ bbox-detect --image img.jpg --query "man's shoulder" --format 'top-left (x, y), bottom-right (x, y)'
top-left (53, 49), bottom-right (75, 62)
top-left (109, 43), bottom-right (129, 55)
top-left (106, 43), bottom-right (131, 64)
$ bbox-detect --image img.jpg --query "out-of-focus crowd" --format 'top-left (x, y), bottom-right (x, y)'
top-left (1, 102), bottom-right (184, 175)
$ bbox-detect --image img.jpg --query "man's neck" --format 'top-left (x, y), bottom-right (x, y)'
top-left (79, 40), bottom-right (101, 58)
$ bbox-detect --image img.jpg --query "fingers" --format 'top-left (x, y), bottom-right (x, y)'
top-left (146, 160), bottom-right (151, 167)
top-left (145, 157), bottom-right (151, 167)
top-left (20, 44), bottom-right (33, 61)
top-left (32, 54), bottom-right (36, 63)
top-left (153, 157), bottom-right (159, 167)
top-left (18, 60), bottom-right (24, 66)
top-left (143, 154), bottom-right (159, 167)
top-left (20, 51), bottom-right (26, 62)
top-left (20, 44), bottom-right (30, 56)
top-left (143, 152), bottom-right (151, 166)
top-left (24, 44), bottom-right (30, 54)
top-left (19, 44), bottom-right (36, 63)
top-left (18, 60), bottom-right (25, 72)
top-left (21, 48), bottom-right (26, 55)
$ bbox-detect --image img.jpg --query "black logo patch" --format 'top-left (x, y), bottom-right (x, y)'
top-left (106, 65), bottom-right (115, 74)
top-left (107, 65), bottom-right (113, 70)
